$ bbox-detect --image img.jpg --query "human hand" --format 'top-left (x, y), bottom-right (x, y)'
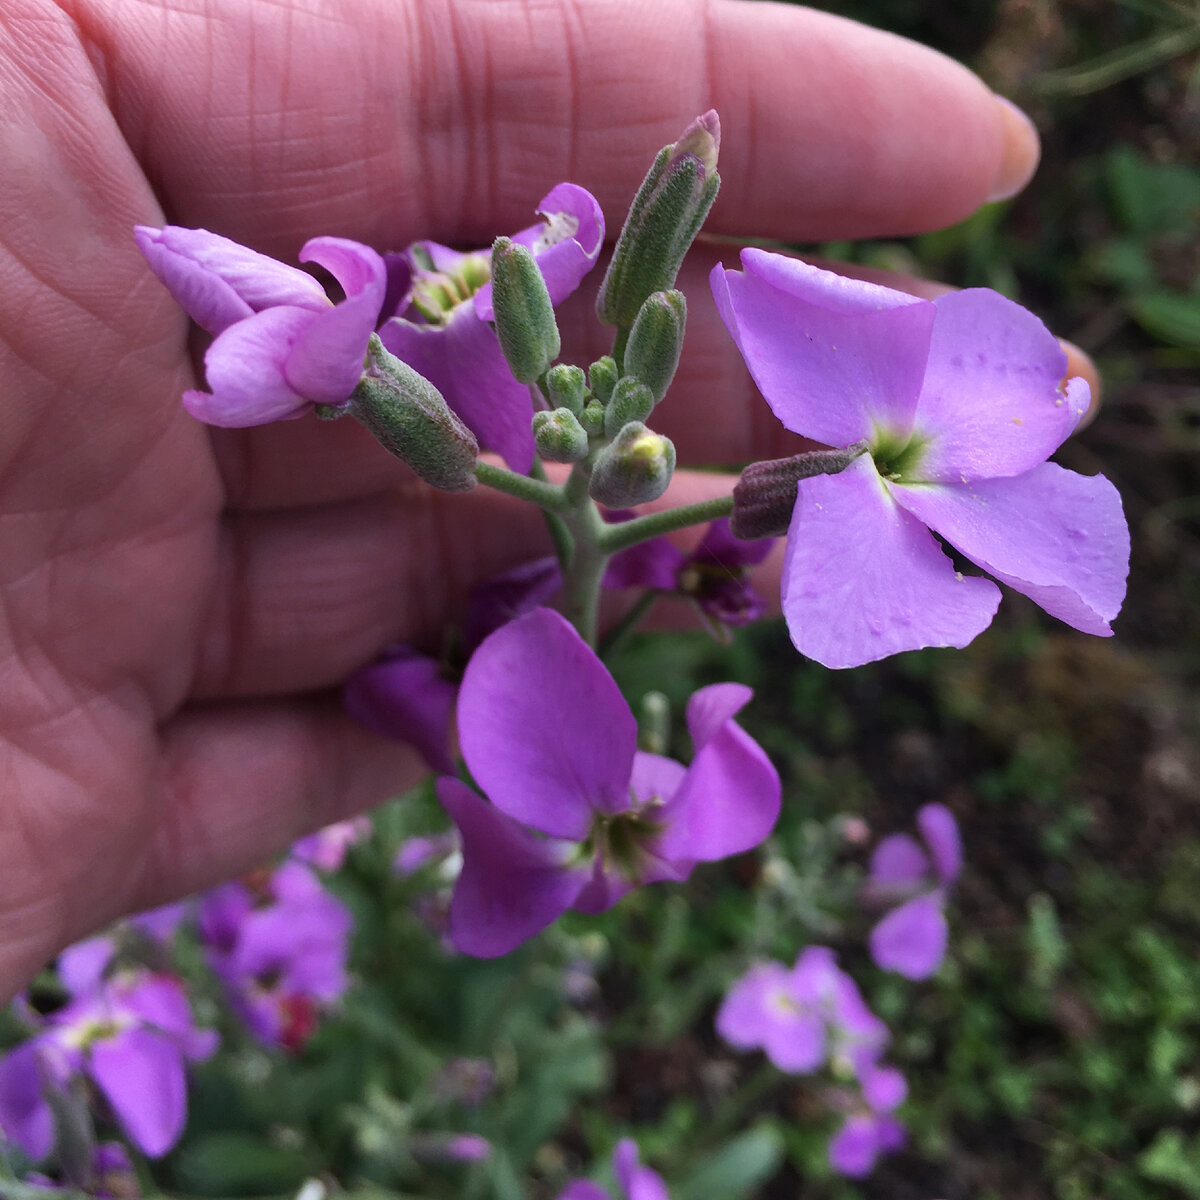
top-left (0, 0), bottom-right (1045, 1000)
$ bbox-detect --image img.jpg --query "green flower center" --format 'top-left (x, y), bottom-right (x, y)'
top-left (870, 427), bottom-right (930, 483)
top-left (409, 251), bottom-right (492, 325)
top-left (581, 795), bottom-right (666, 878)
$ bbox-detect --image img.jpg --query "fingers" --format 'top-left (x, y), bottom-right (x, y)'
top-left (79, 0), bottom-right (1035, 255)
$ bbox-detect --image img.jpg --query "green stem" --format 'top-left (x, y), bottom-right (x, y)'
top-left (599, 591), bottom-right (659, 658)
top-left (474, 460), bottom-right (570, 513)
top-left (597, 492), bottom-right (734, 554)
top-left (530, 459), bottom-right (574, 568)
top-left (561, 496), bottom-right (610, 646)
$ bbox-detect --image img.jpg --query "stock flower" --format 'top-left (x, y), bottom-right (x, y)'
top-left (438, 608), bottom-right (780, 957)
top-left (0, 942), bottom-right (216, 1159)
top-left (716, 946), bottom-right (888, 1076)
top-left (291, 817), bottom-right (373, 873)
top-left (558, 1138), bottom-right (669, 1200)
top-left (199, 861), bottom-right (353, 1050)
top-left (137, 226), bottom-right (387, 426)
top-left (712, 251), bottom-right (1130, 668)
top-left (604, 518), bottom-right (773, 631)
top-left (866, 803), bottom-right (961, 980)
top-left (379, 184), bottom-right (604, 471)
top-left (827, 1061), bottom-right (908, 1178)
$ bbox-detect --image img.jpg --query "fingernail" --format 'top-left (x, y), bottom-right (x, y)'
top-left (989, 95), bottom-right (1041, 202)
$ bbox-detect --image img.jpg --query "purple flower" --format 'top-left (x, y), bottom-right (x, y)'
top-left (20, 1141), bottom-right (138, 1197)
top-left (343, 556), bottom-right (561, 773)
top-left (392, 832), bottom-right (459, 878)
top-left (604, 519), bottom-right (774, 631)
top-left (716, 947), bottom-right (888, 1076)
top-left (867, 803), bottom-right (961, 980)
top-left (0, 942), bottom-right (216, 1160)
top-left (137, 226), bottom-right (387, 427)
top-left (711, 251), bottom-right (1130, 668)
top-left (379, 185), bottom-right (604, 471)
top-left (828, 1062), bottom-right (908, 1178)
top-left (558, 1139), bottom-right (669, 1200)
top-left (198, 861), bottom-right (353, 1050)
top-left (438, 608), bottom-right (780, 957)
top-left (291, 816), bottom-right (373, 873)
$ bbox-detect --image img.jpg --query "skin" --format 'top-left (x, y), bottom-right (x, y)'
top-left (0, 0), bottom-right (1079, 1002)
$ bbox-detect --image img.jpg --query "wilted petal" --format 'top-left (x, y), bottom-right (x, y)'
top-left (0, 1041), bottom-right (54, 1160)
top-left (343, 645), bottom-right (459, 775)
top-left (88, 1028), bottom-right (185, 1158)
top-left (380, 308), bottom-right (535, 472)
top-left (186, 306), bottom-right (314, 426)
top-left (439, 779), bottom-right (588, 957)
top-left (916, 803), bottom-right (961, 886)
top-left (892, 464), bottom-right (1129, 636)
top-left (458, 609), bottom-right (636, 838)
top-left (711, 252), bottom-right (935, 448)
top-left (915, 290), bottom-right (1088, 482)
top-left (783, 456), bottom-right (1001, 668)
top-left (869, 892), bottom-right (948, 980)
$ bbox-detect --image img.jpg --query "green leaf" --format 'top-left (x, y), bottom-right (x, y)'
top-left (676, 1125), bottom-right (784, 1200)
top-left (1129, 291), bottom-right (1200, 350)
top-left (171, 1132), bottom-right (315, 1197)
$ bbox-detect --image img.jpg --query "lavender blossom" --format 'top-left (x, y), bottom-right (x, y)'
top-left (439, 608), bottom-right (780, 957)
top-left (137, 226), bottom-right (387, 427)
top-left (828, 1063), bottom-right (908, 1178)
top-left (0, 942), bottom-right (216, 1160)
top-left (558, 1138), bottom-right (669, 1200)
top-left (711, 252), bottom-right (1130, 667)
top-left (380, 185), bottom-right (604, 471)
top-left (867, 803), bottom-right (961, 980)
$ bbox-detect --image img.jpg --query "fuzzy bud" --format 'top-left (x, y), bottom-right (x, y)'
top-left (731, 442), bottom-right (869, 538)
top-left (546, 363), bottom-right (587, 415)
top-left (588, 422), bottom-right (676, 508)
top-left (580, 400), bottom-right (606, 438)
top-left (350, 335), bottom-right (479, 492)
top-left (588, 355), bottom-right (619, 404)
top-left (624, 289), bottom-right (686, 402)
top-left (533, 407), bottom-right (590, 463)
top-left (603, 377), bottom-right (655, 439)
top-left (489, 236), bottom-right (560, 383)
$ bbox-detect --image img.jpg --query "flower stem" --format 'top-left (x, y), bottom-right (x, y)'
top-left (599, 591), bottom-right (659, 658)
top-left (596, 492), bottom-right (734, 554)
top-left (474, 460), bottom-right (570, 513)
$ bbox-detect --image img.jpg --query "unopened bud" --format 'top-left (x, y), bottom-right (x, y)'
top-left (624, 290), bottom-right (686, 402)
top-left (533, 407), bottom-right (590, 463)
top-left (596, 112), bottom-right (721, 327)
top-left (489, 236), bottom-right (560, 383)
top-left (588, 422), bottom-right (676, 508)
top-left (604, 377), bottom-right (655, 439)
top-left (731, 442), bottom-right (869, 538)
top-left (350, 335), bottom-right (478, 492)
top-left (546, 363), bottom-right (587, 415)
top-left (579, 400), bottom-right (606, 438)
top-left (638, 690), bottom-right (671, 755)
top-left (588, 355), bottom-right (619, 404)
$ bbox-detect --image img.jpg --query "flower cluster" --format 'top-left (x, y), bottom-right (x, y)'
top-left (558, 1138), bottom-right (669, 1200)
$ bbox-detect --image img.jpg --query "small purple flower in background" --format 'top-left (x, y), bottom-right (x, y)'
top-left (558, 1138), bottom-right (669, 1200)
top-left (380, 185), bottom-right (605, 471)
top-left (438, 608), bottom-right (780, 957)
top-left (0, 941), bottom-right (216, 1160)
top-left (136, 226), bottom-right (387, 427)
top-left (604, 519), bottom-right (774, 634)
top-left (866, 803), bottom-right (961, 980)
top-left (711, 251), bottom-right (1130, 668)
top-left (344, 556), bottom-right (562, 773)
top-left (291, 816), bottom-right (373, 873)
top-left (828, 1062), bottom-right (908, 1178)
top-left (393, 832), bottom-right (459, 878)
top-left (21, 1141), bottom-right (139, 1197)
top-left (716, 947), bottom-right (887, 1076)
top-left (198, 861), bottom-right (353, 1051)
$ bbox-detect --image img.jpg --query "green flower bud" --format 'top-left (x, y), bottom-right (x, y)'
top-left (579, 400), bottom-right (606, 438)
top-left (603, 377), bottom-right (655, 439)
top-left (588, 355), bottom-right (619, 404)
top-left (624, 289), bottom-right (686, 402)
top-left (596, 112), bottom-right (721, 328)
top-left (638, 690), bottom-right (671, 755)
top-left (489, 236), bottom-right (560, 383)
top-left (533, 407), bottom-right (590, 463)
top-left (588, 422), bottom-right (676, 508)
top-left (730, 442), bottom-right (869, 538)
top-left (545, 363), bottom-right (587, 415)
top-left (350, 335), bottom-right (478, 493)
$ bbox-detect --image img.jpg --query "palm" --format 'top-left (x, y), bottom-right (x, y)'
top-left (0, 0), bottom-right (1029, 997)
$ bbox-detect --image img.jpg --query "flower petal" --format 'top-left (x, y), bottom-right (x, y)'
top-left (711, 251), bottom-right (935, 447)
top-left (782, 456), bottom-right (1001, 668)
top-left (716, 962), bottom-right (826, 1073)
top-left (891, 463), bottom-right (1129, 635)
top-left (914, 289), bottom-right (1088, 481)
top-left (57, 937), bottom-right (115, 996)
top-left (0, 1041), bottom-right (55, 1160)
top-left (859, 1063), bottom-right (908, 1113)
top-left (828, 1113), bottom-right (898, 1179)
top-left (187, 306), bottom-right (315, 426)
top-left (916, 803), bottom-right (961, 886)
top-left (88, 1028), bottom-right (186, 1158)
top-left (462, 556), bottom-right (564, 654)
top-left (603, 537), bottom-right (686, 592)
top-left (379, 309), bottom-right (535, 473)
top-left (343, 645), bottom-right (459, 775)
top-left (692, 518), bottom-right (774, 570)
top-left (557, 1184), bottom-right (612, 1200)
top-left (457, 609), bottom-right (637, 837)
top-left (438, 778), bottom-right (588, 958)
top-left (612, 1139), bottom-right (670, 1200)
top-left (868, 833), bottom-right (929, 889)
top-left (869, 892), bottom-right (948, 980)
top-left (118, 974), bottom-right (217, 1062)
